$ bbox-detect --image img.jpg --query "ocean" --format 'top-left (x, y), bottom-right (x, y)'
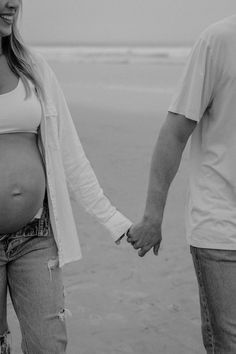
top-left (34, 45), bottom-right (187, 116)
top-left (33, 45), bottom-right (190, 64)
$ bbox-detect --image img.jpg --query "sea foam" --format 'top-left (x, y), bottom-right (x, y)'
top-left (32, 46), bottom-right (190, 64)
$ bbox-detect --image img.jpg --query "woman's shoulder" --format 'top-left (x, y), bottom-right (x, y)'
top-left (29, 48), bottom-right (53, 79)
top-left (29, 48), bottom-right (66, 107)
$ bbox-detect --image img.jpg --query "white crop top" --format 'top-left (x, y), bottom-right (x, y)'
top-left (0, 78), bottom-right (42, 134)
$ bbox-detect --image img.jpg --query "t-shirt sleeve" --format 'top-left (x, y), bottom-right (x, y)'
top-left (168, 36), bottom-right (218, 122)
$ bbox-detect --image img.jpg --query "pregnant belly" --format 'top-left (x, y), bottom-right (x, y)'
top-left (0, 133), bottom-right (46, 233)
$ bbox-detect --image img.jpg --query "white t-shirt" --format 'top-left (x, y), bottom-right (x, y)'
top-left (169, 15), bottom-right (236, 249)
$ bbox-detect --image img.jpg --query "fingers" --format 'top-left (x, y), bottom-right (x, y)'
top-left (153, 243), bottom-right (160, 256)
top-left (129, 239), bottom-right (161, 256)
top-left (126, 223), bottom-right (162, 257)
top-left (138, 245), bottom-right (153, 257)
top-left (126, 235), bottom-right (133, 244)
top-left (138, 242), bottom-right (161, 257)
top-left (131, 241), bottom-right (142, 250)
top-left (127, 236), bottom-right (143, 250)
top-left (126, 235), bottom-right (136, 247)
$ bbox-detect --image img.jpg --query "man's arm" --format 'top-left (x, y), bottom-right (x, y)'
top-left (128, 111), bottom-right (197, 256)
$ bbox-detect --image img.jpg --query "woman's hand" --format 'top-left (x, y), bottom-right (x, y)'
top-left (127, 218), bottom-right (162, 257)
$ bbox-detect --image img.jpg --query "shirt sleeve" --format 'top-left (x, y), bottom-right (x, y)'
top-left (47, 65), bottom-right (133, 242)
top-left (168, 36), bottom-right (218, 122)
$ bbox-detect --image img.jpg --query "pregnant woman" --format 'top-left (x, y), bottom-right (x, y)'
top-left (0, 1), bottom-right (132, 353)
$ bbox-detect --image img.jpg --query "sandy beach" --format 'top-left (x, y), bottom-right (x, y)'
top-left (7, 61), bottom-right (205, 353)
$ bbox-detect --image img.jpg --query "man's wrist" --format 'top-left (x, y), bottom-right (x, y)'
top-left (143, 213), bottom-right (163, 226)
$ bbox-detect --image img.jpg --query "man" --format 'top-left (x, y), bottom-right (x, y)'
top-left (127, 15), bottom-right (236, 353)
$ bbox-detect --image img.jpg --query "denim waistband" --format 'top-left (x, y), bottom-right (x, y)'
top-left (0, 195), bottom-right (50, 242)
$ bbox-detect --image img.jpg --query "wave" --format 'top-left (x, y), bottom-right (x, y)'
top-left (31, 45), bottom-right (190, 64)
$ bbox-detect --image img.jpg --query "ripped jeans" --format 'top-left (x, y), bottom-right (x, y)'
top-left (0, 197), bottom-right (67, 354)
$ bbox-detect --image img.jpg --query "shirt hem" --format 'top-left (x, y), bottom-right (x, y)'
top-left (168, 106), bottom-right (199, 122)
top-left (187, 238), bottom-right (236, 250)
top-left (59, 254), bottom-right (82, 268)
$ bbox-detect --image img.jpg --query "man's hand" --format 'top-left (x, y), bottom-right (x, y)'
top-left (127, 219), bottom-right (162, 257)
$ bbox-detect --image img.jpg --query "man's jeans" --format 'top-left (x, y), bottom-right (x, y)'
top-left (191, 246), bottom-right (236, 354)
top-left (0, 199), bottom-right (67, 354)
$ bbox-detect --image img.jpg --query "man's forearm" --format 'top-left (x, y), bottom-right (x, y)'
top-left (143, 123), bottom-right (188, 223)
top-left (127, 113), bottom-right (196, 256)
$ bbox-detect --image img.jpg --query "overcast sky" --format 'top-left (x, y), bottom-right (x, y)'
top-left (21, 0), bottom-right (236, 46)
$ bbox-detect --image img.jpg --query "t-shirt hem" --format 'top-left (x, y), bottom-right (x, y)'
top-left (187, 239), bottom-right (236, 250)
top-left (186, 228), bottom-right (236, 250)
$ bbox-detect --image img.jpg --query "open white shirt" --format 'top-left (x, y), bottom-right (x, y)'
top-left (33, 52), bottom-right (132, 267)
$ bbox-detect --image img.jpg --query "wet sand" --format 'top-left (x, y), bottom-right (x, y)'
top-left (8, 62), bottom-right (205, 353)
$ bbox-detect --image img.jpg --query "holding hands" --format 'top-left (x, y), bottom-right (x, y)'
top-left (126, 218), bottom-right (162, 257)
top-left (117, 113), bottom-right (195, 258)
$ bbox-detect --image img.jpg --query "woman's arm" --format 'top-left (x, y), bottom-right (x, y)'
top-left (47, 66), bottom-right (132, 241)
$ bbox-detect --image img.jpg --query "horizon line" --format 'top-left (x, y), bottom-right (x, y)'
top-left (31, 44), bottom-right (191, 64)
top-left (27, 41), bottom-right (193, 48)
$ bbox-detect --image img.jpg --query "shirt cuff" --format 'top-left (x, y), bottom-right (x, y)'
top-left (103, 211), bottom-right (133, 242)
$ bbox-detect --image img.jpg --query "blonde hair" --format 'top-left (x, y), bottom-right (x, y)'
top-left (2, 1), bottom-right (45, 100)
